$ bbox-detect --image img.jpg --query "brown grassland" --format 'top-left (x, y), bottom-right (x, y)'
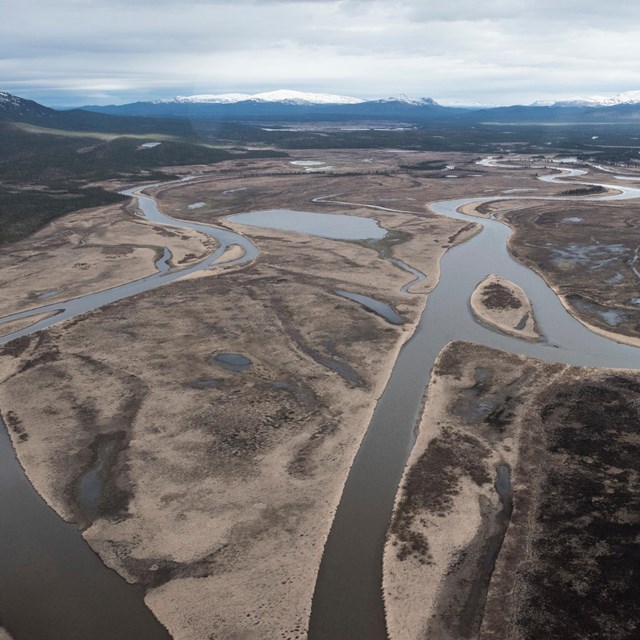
top-left (1, 151), bottom-right (639, 638)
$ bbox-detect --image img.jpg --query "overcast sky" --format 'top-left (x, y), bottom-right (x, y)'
top-left (2, 0), bottom-right (640, 107)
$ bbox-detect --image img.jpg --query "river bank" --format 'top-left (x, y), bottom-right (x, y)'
top-left (457, 178), bottom-right (640, 349)
top-left (311, 157), bottom-right (640, 638)
top-left (383, 341), bottom-right (564, 639)
top-left (0, 200), bottom-right (214, 323)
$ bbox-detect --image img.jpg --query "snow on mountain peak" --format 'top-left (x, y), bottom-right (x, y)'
top-left (250, 90), bottom-right (364, 105)
top-left (552, 90), bottom-right (640, 107)
top-left (377, 95), bottom-right (439, 106)
top-left (121, 90), bottom-right (443, 108)
top-left (396, 95), bottom-right (437, 106)
top-left (616, 90), bottom-right (640, 103)
top-left (0, 91), bottom-right (45, 116)
top-left (155, 90), bottom-right (365, 105)
top-left (155, 93), bottom-right (253, 104)
top-left (0, 91), bottom-right (23, 107)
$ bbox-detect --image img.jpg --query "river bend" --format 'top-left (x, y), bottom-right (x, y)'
top-left (308, 161), bottom-right (640, 639)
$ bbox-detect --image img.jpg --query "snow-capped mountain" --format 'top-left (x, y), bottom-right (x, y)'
top-left (374, 95), bottom-right (439, 106)
top-left (0, 91), bottom-right (24, 109)
top-left (7, 88), bottom-right (640, 128)
top-left (158, 93), bottom-right (253, 104)
top-left (437, 99), bottom-right (497, 108)
top-left (551, 90), bottom-right (640, 107)
top-left (151, 90), bottom-right (446, 107)
top-left (0, 90), bottom-right (52, 119)
top-left (81, 90), bottom-right (448, 120)
top-left (155, 90), bottom-right (366, 105)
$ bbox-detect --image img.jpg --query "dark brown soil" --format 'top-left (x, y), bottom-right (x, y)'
top-left (4, 410), bottom-right (28, 442)
top-left (512, 375), bottom-right (640, 640)
top-left (391, 428), bottom-right (491, 563)
top-left (481, 282), bottom-right (522, 311)
top-left (67, 369), bottom-right (148, 528)
top-left (560, 185), bottom-right (606, 196)
top-left (391, 343), bottom-right (640, 640)
top-left (0, 335), bottom-right (32, 358)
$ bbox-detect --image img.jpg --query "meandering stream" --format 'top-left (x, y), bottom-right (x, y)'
top-left (0, 185), bottom-right (258, 346)
top-left (0, 163), bottom-right (639, 639)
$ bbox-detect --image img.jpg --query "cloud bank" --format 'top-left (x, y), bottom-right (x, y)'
top-left (2, 0), bottom-right (639, 106)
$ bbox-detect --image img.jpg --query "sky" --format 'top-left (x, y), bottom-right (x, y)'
top-left (2, 0), bottom-right (640, 107)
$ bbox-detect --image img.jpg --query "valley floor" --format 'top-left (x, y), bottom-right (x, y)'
top-left (1, 150), bottom-right (639, 638)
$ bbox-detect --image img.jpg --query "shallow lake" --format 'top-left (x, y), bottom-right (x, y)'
top-left (228, 209), bottom-right (387, 241)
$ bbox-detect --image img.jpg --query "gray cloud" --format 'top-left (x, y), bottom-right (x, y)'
top-left (1, 0), bottom-right (639, 106)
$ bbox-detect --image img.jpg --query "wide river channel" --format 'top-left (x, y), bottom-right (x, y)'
top-left (0, 165), bottom-right (639, 639)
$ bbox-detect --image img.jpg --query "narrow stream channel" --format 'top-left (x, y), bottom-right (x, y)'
top-left (0, 185), bottom-right (258, 345)
top-left (457, 464), bottom-right (513, 638)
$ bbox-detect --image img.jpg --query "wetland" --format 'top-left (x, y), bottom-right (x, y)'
top-left (1, 149), bottom-right (639, 639)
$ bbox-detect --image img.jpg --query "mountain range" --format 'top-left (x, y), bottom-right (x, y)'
top-left (80, 90), bottom-right (444, 121)
top-left (540, 90), bottom-right (640, 108)
top-left (78, 89), bottom-right (640, 123)
top-left (3, 89), bottom-right (640, 129)
top-left (153, 90), bottom-right (368, 105)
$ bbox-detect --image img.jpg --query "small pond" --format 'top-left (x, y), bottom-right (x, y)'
top-left (335, 290), bottom-right (405, 325)
top-left (208, 352), bottom-right (252, 372)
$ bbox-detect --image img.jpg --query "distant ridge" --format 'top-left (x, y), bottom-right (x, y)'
top-left (0, 90), bottom-right (192, 134)
top-left (81, 90), bottom-right (448, 121)
top-left (150, 91), bottom-right (441, 107)
top-left (80, 87), bottom-right (640, 123)
top-left (6, 89), bottom-right (640, 127)
top-left (0, 91), bottom-right (59, 121)
top-left (550, 90), bottom-right (640, 108)
top-left (83, 87), bottom-right (640, 112)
